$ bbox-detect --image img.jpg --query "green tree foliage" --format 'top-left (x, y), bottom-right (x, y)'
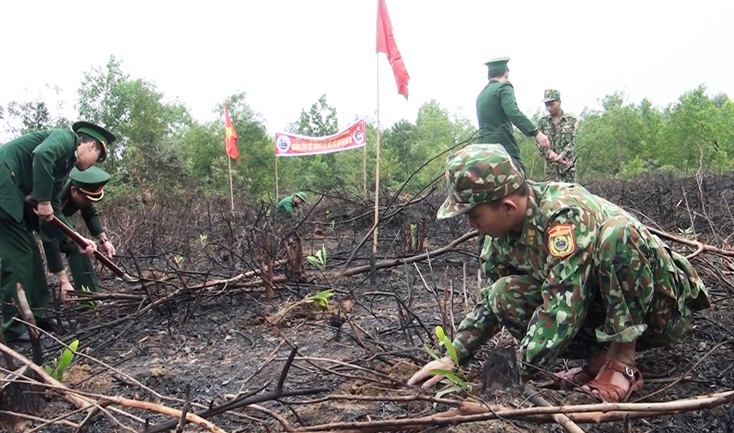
top-left (77, 55), bottom-right (192, 191)
top-left (3, 55), bottom-right (733, 202)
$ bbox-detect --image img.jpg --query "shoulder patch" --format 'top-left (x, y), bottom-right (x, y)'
top-left (547, 224), bottom-right (576, 258)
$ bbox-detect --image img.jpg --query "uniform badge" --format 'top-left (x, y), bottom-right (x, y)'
top-left (547, 224), bottom-right (576, 258)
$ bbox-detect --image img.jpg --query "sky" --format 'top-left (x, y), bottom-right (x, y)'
top-left (1, 0), bottom-right (733, 137)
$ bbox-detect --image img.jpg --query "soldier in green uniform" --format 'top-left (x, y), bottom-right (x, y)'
top-left (476, 57), bottom-right (551, 174)
top-left (537, 89), bottom-right (579, 182)
top-left (409, 144), bottom-right (710, 402)
top-left (0, 121), bottom-right (115, 342)
top-left (41, 166), bottom-right (114, 302)
top-left (276, 192), bottom-right (307, 218)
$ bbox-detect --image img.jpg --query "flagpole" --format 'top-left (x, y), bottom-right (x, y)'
top-left (228, 156), bottom-right (234, 212)
top-left (275, 152), bottom-right (280, 199)
top-left (373, 53), bottom-right (381, 255)
top-left (363, 137), bottom-right (367, 199)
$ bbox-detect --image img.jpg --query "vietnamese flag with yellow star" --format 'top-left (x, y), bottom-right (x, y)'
top-left (224, 103), bottom-right (239, 159)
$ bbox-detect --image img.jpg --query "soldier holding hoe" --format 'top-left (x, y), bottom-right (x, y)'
top-left (0, 121), bottom-right (115, 343)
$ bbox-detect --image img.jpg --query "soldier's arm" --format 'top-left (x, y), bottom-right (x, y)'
top-left (450, 240), bottom-right (505, 364)
top-left (536, 117), bottom-right (551, 157)
top-left (498, 83), bottom-right (539, 137)
top-left (516, 208), bottom-right (596, 379)
top-left (450, 288), bottom-right (502, 365)
top-left (80, 204), bottom-right (104, 237)
top-left (30, 130), bottom-right (77, 202)
top-left (42, 238), bottom-right (66, 275)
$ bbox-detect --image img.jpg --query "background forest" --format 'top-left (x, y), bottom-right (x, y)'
top-left (2, 56), bottom-right (733, 206)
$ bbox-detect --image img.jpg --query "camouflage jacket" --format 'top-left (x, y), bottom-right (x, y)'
top-left (452, 181), bottom-right (708, 377)
top-left (537, 112), bottom-right (578, 165)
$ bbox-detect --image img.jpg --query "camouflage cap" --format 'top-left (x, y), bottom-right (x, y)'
top-left (543, 89), bottom-right (561, 103)
top-left (295, 192), bottom-right (307, 202)
top-left (437, 144), bottom-right (525, 220)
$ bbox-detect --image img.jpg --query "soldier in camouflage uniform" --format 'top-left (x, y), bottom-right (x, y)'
top-left (537, 89), bottom-right (578, 182)
top-left (408, 144), bottom-right (710, 402)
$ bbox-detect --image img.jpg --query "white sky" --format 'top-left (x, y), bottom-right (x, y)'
top-left (1, 0), bottom-right (733, 136)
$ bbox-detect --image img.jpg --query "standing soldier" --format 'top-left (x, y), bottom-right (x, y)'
top-left (409, 144), bottom-right (709, 402)
top-left (276, 192), bottom-right (307, 218)
top-left (0, 121), bottom-right (115, 342)
top-left (537, 89), bottom-right (579, 182)
top-left (476, 57), bottom-right (551, 174)
top-left (41, 166), bottom-right (114, 302)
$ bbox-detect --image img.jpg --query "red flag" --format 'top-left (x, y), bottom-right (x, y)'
top-left (376, 0), bottom-right (410, 100)
top-left (224, 103), bottom-right (239, 159)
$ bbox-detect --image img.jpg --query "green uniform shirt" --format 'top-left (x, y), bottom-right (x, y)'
top-left (40, 181), bottom-right (104, 273)
top-left (476, 80), bottom-right (539, 172)
top-left (0, 129), bottom-right (79, 222)
top-left (276, 195), bottom-right (299, 217)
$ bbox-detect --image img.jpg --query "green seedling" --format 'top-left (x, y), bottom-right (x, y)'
top-left (79, 285), bottom-right (98, 313)
top-left (45, 339), bottom-right (79, 382)
top-left (199, 234), bottom-right (208, 246)
top-left (305, 289), bottom-right (334, 308)
top-left (306, 245), bottom-right (328, 272)
top-left (424, 325), bottom-right (471, 402)
top-left (678, 226), bottom-right (696, 240)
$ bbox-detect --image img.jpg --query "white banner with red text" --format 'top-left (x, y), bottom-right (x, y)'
top-left (275, 119), bottom-right (366, 157)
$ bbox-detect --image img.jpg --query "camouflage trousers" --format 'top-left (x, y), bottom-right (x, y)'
top-left (544, 162), bottom-right (576, 182)
top-left (488, 219), bottom-right (700, 361)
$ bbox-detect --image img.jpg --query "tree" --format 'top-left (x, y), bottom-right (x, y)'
top-left (77, 55), bottom-right (193, 189)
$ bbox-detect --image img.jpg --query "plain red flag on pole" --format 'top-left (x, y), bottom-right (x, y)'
top-left (224, 103), bottom-right (239, 159)
top-left (376, 0), bottom-right (410, 99)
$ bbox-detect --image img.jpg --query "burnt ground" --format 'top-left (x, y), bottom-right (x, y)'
top-left (2, 173), bottom-right (734, 433)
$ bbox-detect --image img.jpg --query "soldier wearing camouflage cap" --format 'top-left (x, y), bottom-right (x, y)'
top-left (537, 89), bottom-right (579, 182)
top-left (408, 144), bottom-right (710, 402)
top-left (475, 57), bottom-right (551, 174)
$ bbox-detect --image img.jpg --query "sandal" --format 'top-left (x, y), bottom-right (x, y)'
top-left (553, 364), bottom-right (596, 390)
top-left (582, 359), bottom-right (644, 402)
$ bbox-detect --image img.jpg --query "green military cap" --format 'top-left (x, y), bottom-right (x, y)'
top-left (437, 144), bottom-right (525, 220)
top-left (72, 121), bottom-right (117, 163)
top-left (70, 166), bottom-right (111, 202)
top-left (543, 89), bottom-right (561, 102)
top-left (484, 56), bottom-right (511, 72)
top-left (295, 192), bottom-right (307, 202)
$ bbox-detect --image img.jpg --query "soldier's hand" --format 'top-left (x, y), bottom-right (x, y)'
top-left (100, 240), bottom-right (116, 257)
top-left (35, 201), bottom-right (54, 221)
top-left (407, 356), bottom-right (455, 389)
top-left (535, 132), bottom-right (551, 149)
top-left (77, 236), bottom-right (98, 257)
top-left (60, 280), bottom-right (75, 302)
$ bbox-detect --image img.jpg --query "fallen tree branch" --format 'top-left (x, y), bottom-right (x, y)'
top-left (0, 342), bottom-right (93, 410)
top-left (290, 389), bottom-right (734, 432)
top-left (647, 227), bottom-right (734, 259)
top-left (524, 385), bottom-right (586, 433)
top-left (332, 230), bottom-right (478, 279)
